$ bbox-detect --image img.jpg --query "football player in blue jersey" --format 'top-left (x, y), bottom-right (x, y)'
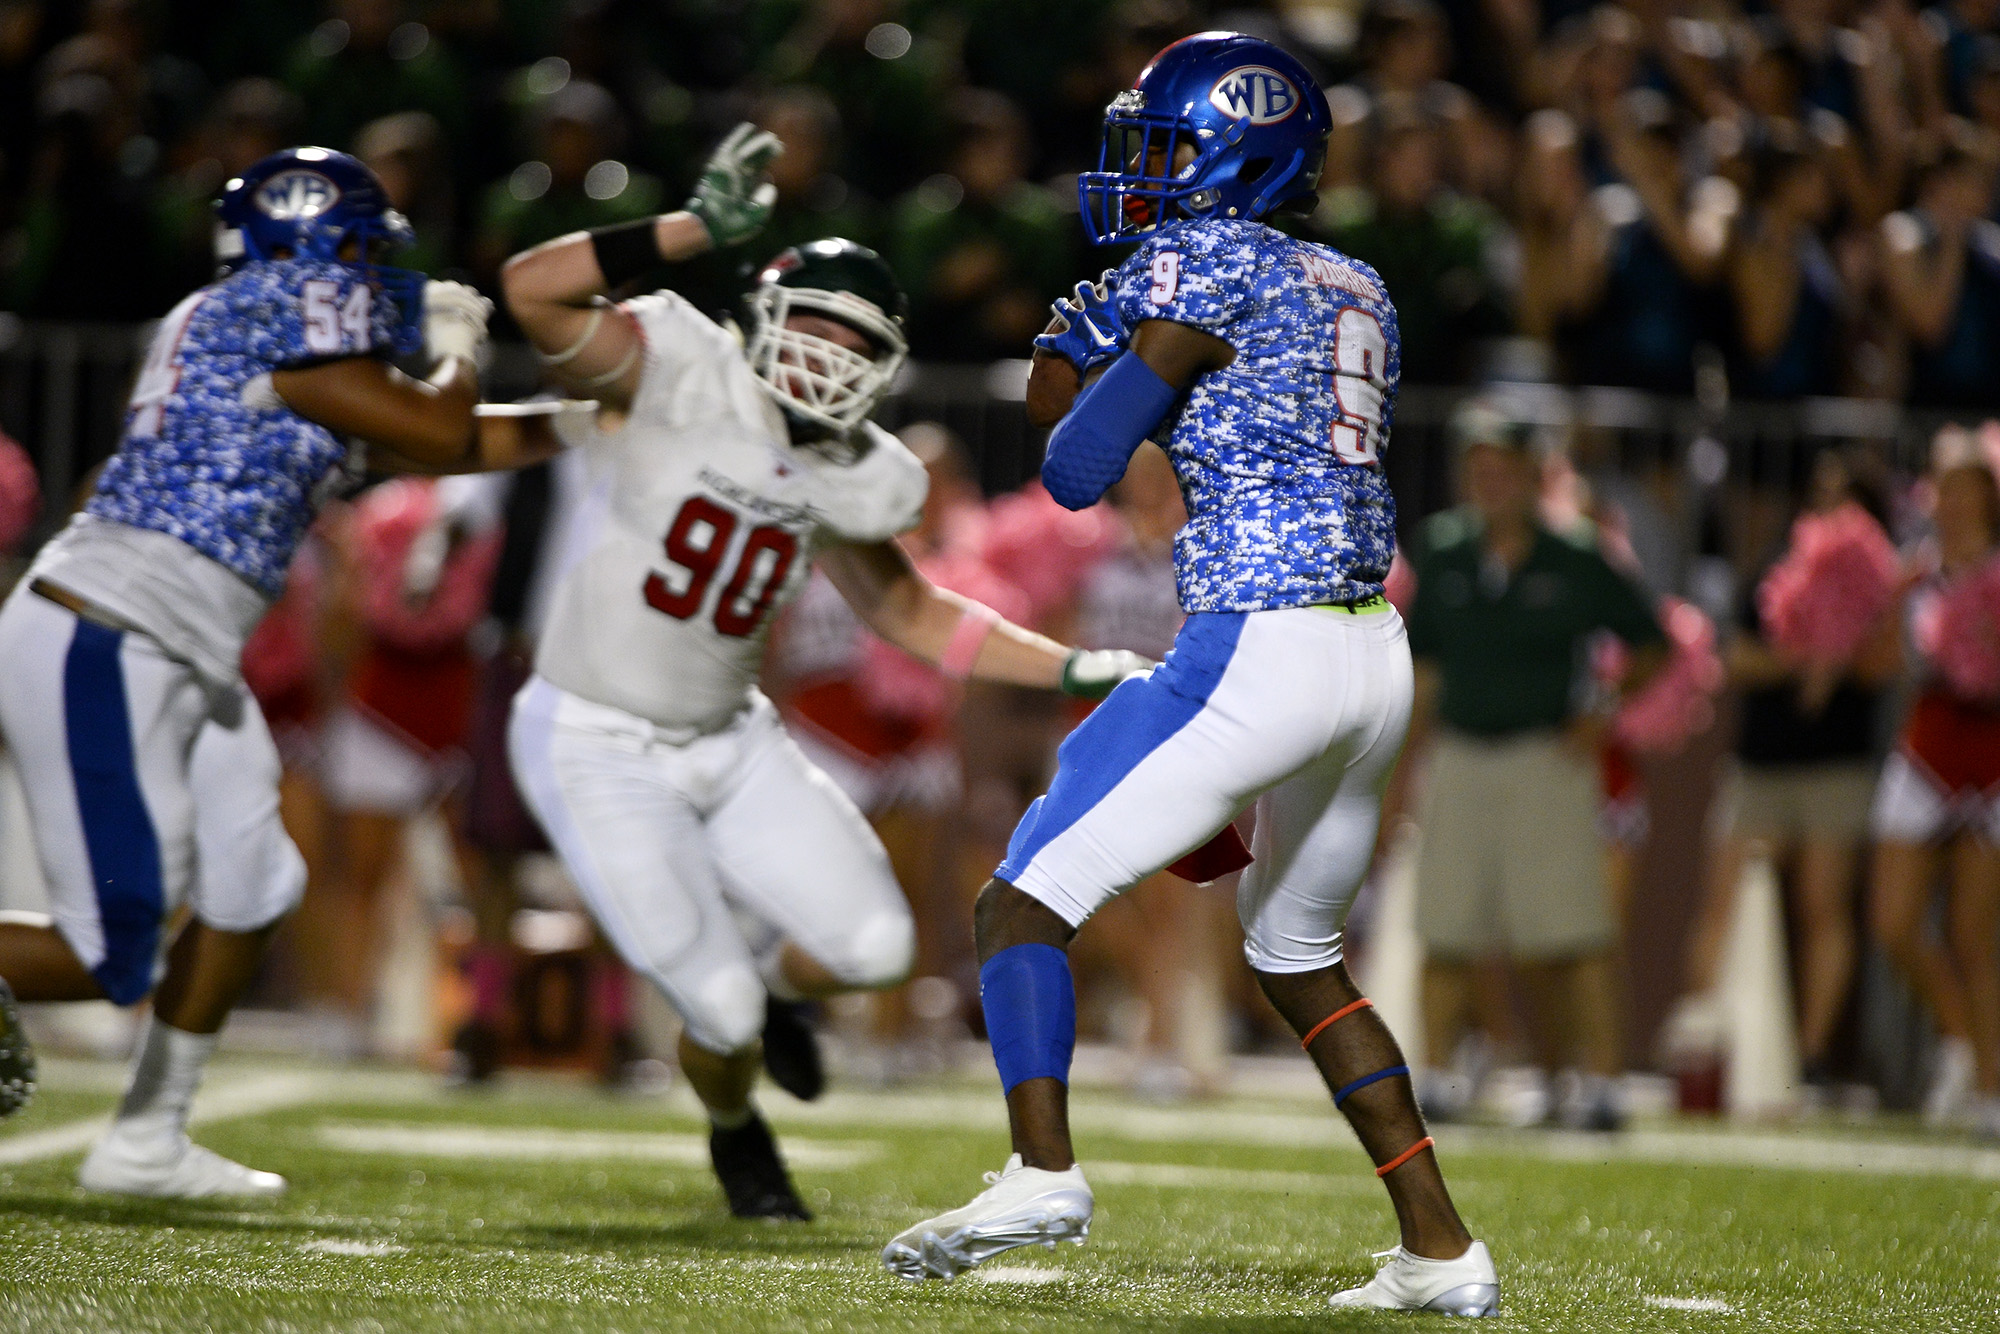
top-left (0, 147), bottom-right (576, 1198)
top-left (883, 34), bottom-right (1499, 1313)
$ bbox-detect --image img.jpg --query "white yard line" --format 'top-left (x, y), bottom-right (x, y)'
top-left (13, 1059), bottom-right (2000, 1185)
top-left (790, 1091), bottom-right (2000, 1182)
top-left (298, 1238), bottom-right (408, 1257)
top-left (974, 1265), bottom-right (1067, 1285)
top-left (782, 1089), bottom-right (1342, 1148)
top-left (314, 1121), bottom-right (881, 1171)
top-left (1646, 1296), bottom-right (1734, 1313)
top-left (1438, 1124), bottom-right (2000, 1182)
top-left (0, 1070), bottom-right (328, 1165)
top-left (318, 1124), bottom-right (1362, 1193)
top-left (1088, 1160), bottom-right (1373, 1193)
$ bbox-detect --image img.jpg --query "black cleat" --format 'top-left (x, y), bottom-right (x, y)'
top-left (447, 1018), bottom-right (502, 1086)
top-left (761, 998), bottom-right (825, 1102)
top-left (0, 977), bottom-right (36, 1119)
top-left (709, 1113), bottom-right (812, 1220)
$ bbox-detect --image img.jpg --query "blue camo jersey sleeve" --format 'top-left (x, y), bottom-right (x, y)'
top-left (1112, 226), bottom-right (1249, 340)
top-left (242, 258), bottom-right (405, 368)
top-left (1103, 217), bottom-right (1402, 612)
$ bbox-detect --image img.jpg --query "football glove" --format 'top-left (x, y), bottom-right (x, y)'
top-left (686, 122), bottom-right (782, 248)
top-left (1060, 648), bottom-right (1155, 700)
top-left (423, 280), bottom-right (493, 367)
top-left (1033, 272), bottom-right (1127, 374)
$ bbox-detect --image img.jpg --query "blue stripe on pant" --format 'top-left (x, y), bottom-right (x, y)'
top-left (997, 611), bottom-right (1246, 885)
top-left (62, 620), bottom-right (165, 1005)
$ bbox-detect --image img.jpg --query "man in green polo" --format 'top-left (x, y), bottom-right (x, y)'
top-left (1400, 400), bottom-right (1666, 1131)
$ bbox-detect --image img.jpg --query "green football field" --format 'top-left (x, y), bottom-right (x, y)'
top-left (1, 1056), bottom-right (1996, 1333)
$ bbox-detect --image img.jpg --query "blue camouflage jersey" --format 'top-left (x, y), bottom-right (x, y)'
top-left (86, 257), bottom-right (404, 596)
top-left (1109, 216), bottom-right (1399, 612)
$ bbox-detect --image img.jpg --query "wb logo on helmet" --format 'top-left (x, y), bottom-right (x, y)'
top-left (1207, 67), bottom-right (1299, 124)
top-left (254, 170), bottom-right (341, 221)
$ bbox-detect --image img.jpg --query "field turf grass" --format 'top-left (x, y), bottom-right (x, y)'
top-left (1, 1056), bottom-right (1996, 1332)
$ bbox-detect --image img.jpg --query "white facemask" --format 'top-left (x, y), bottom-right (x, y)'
top-left (742, 283), bottom-right (907, 435)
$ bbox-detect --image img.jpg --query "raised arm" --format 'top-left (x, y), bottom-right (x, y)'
top-left (1881, 209), bottom-right (1966, 348)
top-left (818, 539), bottom-right (1149, 697)
top-left (500, 123), bottom-right (781, 412)
top-left (499, 215), bottom-right (710, 412)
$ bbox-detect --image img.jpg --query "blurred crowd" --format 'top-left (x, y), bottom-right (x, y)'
top-left (3, 0), bottom-right (2000, 398)
top-left (1, 0), bottom-right (1999, 1121)
top-left (1391, 405), bottom-right (2000, 1132)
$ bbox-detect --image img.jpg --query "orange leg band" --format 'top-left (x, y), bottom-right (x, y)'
top-left (1375, 1136), bottom-right (1434, 1178)
top-left (1299, 997), bottom-right (1373, 1050)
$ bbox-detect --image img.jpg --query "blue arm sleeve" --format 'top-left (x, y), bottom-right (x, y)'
top-left (1039, 351), bottom-right (1180, 511)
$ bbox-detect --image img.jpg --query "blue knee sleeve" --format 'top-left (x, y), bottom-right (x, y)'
top-left (979, 943), bottom-right (1076, 1094)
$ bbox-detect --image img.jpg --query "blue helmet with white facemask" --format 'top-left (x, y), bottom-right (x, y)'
top-left (1077, 32), bottom-right (1331, 246)
top-left (215, 147), bottom-right (424, 352)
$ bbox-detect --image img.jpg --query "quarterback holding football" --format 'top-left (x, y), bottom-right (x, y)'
top-left (882, 33), bottom-right (1500, 1316)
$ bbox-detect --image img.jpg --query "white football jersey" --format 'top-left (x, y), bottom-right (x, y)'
top-left (534, 291), bottom-right (928, 733)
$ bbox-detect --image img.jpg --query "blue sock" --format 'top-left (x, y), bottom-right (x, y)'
top-left (979, 943), bottom-right (1077, 1094)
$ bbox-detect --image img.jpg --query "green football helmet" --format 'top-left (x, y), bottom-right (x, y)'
top-left (742, 238), bottom-right (909, 436)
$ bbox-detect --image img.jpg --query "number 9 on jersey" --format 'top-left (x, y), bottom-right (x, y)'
top-left (1329, 307), bottom-right (1386, 467)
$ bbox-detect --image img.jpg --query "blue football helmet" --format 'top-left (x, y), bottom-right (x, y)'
top-left (1077, 32), bottom-right (1331, 246)
top-left (215, 147), bottom-right (425, 353)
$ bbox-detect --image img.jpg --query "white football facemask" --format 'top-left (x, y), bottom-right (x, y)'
top-left (742, 282), bottom-right (907, 436)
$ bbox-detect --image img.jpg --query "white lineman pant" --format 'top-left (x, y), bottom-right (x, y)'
top-left (508, 677), bottom-right (916, 1054)
top-left (0, 587), bottom-right (306, 1004)
top-left (998, 605), bottom-right (1414, 973)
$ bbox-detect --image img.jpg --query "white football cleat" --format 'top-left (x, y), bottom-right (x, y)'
top-left (882, 1154), bottom-right (1092, 1281)
top-left (79, 1132), bottom-right (287, 1199)
top-left (1327, 1240), bottom-right (1499, 1316)
top-left (1924, 1037), bottom-right (1976, 1127)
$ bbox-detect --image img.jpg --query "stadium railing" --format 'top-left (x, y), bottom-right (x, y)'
top-left (0, 318), bottom-right (1975, 1092)
top-left (0, 318), bottom-right (1970, 530)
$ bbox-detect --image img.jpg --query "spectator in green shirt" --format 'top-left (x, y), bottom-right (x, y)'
top-left (1394, 399), bottom-right (1666, 1131)
top-left (355, 112), bottom-right (453, 276)
top-left (283, 0), bottom-right (468, 159)
top-left (760, 0), bottom-right (948, 201)
top-left (887, 90), bottom-right (1074, 362)
top-left (1311, 110), bottom-right (1510, 385)
top-left (662, 85), bottom-right (884, 322)
top-left (470, 80), bottom-right (662, 294)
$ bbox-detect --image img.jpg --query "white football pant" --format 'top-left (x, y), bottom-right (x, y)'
top-left (0, 587), bottom-right (306, 1003)
top-left (508, 676), bottom-right (915, 1053)
top-left (999, 605), bottom-right (1413, 973)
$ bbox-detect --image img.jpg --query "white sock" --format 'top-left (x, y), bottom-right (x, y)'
top-left (109, 1016), bottom-right (217, 1146)
top-left (709, 1103), bottom-right (756, 1131)
top-left (756, 943), bottom-right (804, 1004)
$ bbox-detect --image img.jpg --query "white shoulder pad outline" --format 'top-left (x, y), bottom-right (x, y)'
top-left (813, 422), bottom-right (929, 544)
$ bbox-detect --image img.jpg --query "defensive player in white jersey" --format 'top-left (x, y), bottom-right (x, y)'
top-left (882, 35), bottom-right (1498, 1314)
top-left (498, 125), bottom-right (1147, 1219)
top-left (0, 147), bottom-right (570, 1197)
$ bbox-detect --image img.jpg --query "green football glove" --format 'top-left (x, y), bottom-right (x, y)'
top-left (686, 122), bottom-right (782, 248)
top-left (1060, 648), bottom-right (1156, 700)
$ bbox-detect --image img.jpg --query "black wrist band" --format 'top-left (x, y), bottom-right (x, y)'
top-left (587, 217), bottom-right (663, 290)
